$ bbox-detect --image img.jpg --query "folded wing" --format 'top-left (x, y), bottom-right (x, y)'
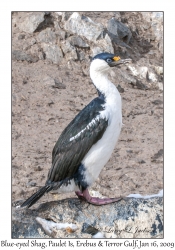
top-left (47, 97), bottom-right (108, 183)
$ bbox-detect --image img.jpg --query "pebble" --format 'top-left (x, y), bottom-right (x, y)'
top-left (27, 181), bottom-right (37, 187)
top-left (41, 44), bottom-right (63, 64)
top-left (53, 79), bottom-right (66, 89)
top-left (33, 166), bottom-right (43, 171)
top-left (37, 28), bottom-right (56, 44)
top-left (18, 34), bottom-right (25, 40)
top-left (12, 50), bottom-right (39, 63)
top-left (154, 66), bottom-right (163, 75)
top-left (117, 84), bottom-right (124, 93)
top-left (107, 17), bottom-right (132, 44)
top-left (68, 36), bottom-right (89, 48)
top-left (64, 12), bottom-right (104, 42)
top-left (19, 12), bottom-right (45, 33)
top-left (152, 100), bottom-right (163, 105)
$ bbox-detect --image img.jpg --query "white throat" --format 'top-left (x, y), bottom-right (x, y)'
top-left (90, 59), bottom-right (119, 99)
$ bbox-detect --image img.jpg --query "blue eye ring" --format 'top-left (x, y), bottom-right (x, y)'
top-left (106, 58), bottom-right (112, 63)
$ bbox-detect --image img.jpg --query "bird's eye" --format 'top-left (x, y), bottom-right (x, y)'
top-left (106, 58), bottom-right (112, 63)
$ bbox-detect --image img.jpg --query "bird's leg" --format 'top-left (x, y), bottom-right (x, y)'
top-left (75, 191), bottom-right (84, 198)
top-left (75, 189), bottom-right (122, 205)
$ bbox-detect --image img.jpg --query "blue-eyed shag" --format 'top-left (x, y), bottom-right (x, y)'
top-left (21, 52), bottom-right (131, 208)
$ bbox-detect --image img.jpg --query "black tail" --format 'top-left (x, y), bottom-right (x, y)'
top-left (20, 185), bottom-right (50, 208)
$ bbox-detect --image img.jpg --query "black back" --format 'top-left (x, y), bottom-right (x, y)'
top-left (46, 97), bottom-right (108, 184)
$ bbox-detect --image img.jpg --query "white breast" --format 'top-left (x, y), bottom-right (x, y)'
top-left (82, 86), bottom-right (122, 186)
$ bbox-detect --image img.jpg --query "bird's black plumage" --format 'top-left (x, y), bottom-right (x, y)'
top-left (48, 96), bottom-right (108, 183)
top-left (20, 186), bottom-right (50, 208)
top-left (21, 95), bottom-right (108, 208)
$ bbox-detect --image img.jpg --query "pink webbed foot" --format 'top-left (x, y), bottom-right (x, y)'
top-left (75, 189), bottom-right (122, 205)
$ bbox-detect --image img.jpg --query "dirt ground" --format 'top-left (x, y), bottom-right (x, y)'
top-left (12, 12), bottom-right (163, 207)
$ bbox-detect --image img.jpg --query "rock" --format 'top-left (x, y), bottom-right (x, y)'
top-left (19, 12), bottom-right (45, 33)
top-left (77, 50), bottom-right (86, 61)
top-left (23, 79), bottom-right (28, 84)
top-left (127, 65), bottom-right (139, 77)
top-left (81, 223), bottom-right (99, 236)
top-left (151, 12), bottom-right (163, 42)
top-left (152, 99), bottom-right (163, 105)
top-left (55, 12), bottom-right (64, 17)
top-left (33, 166), bottom-right (43, 171)
top-left (68, 36), bottom-right (89, 48)
top-left (27, 181), bottom-right (37, 187)
top-left (53, 79), bottom-right (66, 89)
top-left (64, 12), bottom-right (104, 42)
top-left (128, 65), bottom-right (156, 85)
top-left (148, 71), bottom-right (158, 83)
top-left (92, 34), bottom-right (114, 56)
top-left (35, 217), bottom-right (77, 237)
top-left (60, 40), bottom-right (73, 54)
top-left (141, 12), bottom-right (163, 52)
top-left (60, 40), bottom-right (77, 61)
top-left (114, 11), bottom-right (121, 20)
top-left (107, 18), bottom-right (131, 41)
top-left (157, 82), bottom-right (163, 91)
top-left (107, 18), bottom-right (132, 46)
top-left (137, 159), bottom-right (146, 164)
top-left (18, 34), bottom-right (25, 40)
top-left (154, 66), bottom-right (163, 75)
top-left (37, 28), bottom-right (56, 44)
top-left (61, 12), bottom-right (73, 21)
top-left (117, 84), bottom-right (124, 93)
top-left (118, 69), bottom-right (137, 85)
top-left (91, 47), bottom-right (104, 57)
top-left (30, 44), bottom-right (44, 60)
top-left (148, 50), bottom-right (157, 55)
top-left (141, 12), bottom-right (163, 22)
top-left (151, 149), bottom-right (163, 162)
top-left (41, 44), bottom-right (63, 64)
top-left (117, 66), bottom-right (148, 90)
top-left (22, 38), bottom-right (36, 50)
top-left (12, 50), bottom-right (39, 63)
top-left (12, 197), bottom-right (163, 238)
top-left (56, 30), bottom-right (66, 40)
top-left (136, 80), bottom-right (148, 90)
top-left (138, 66), bottom-right (148, 79)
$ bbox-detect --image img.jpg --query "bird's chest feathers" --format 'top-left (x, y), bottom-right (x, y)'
top-left (82, 93), bottom-right (122, 184)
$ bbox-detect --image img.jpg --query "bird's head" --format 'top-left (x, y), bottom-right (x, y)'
top-left (90, 52), bottom-right (132, 74)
